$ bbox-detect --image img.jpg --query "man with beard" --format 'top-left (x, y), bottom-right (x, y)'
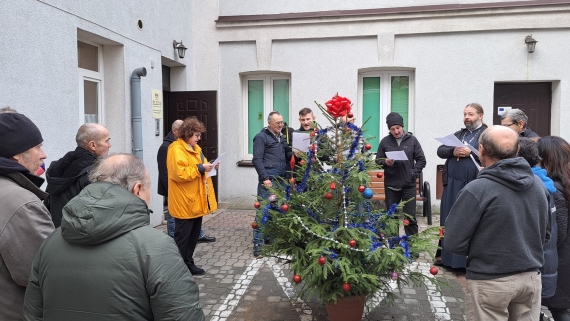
top-left (435, 103), bottom-right (487, 269)
top-left (44, 123), bottom-right (111, 227)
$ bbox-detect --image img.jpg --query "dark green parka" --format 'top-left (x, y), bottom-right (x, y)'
top-left (23, 182), bottom-right (205, 321)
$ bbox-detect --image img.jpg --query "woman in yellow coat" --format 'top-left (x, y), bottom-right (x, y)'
top-left (167, 117), bottom-right (218, 276)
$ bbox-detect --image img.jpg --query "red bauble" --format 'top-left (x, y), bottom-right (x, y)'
top-left (329, 182), bottom-right (336, 190)
top-left (300, 159), bottom-right (306, 165)
top-left (325, 192), bottom-right (333, 199)
top-left (376, 172), bottom-right (383, 178)
top-left (281, 204), bottom-right (289, 211)
top-left (293, 274), bottom-right (302, 283)
top-left (403, 219), bottom-right (410, 226)
top-left (358, 185), bottom-right (366, 193)
top-left (430, 267), bottom-right (439, 276)
top-left (251, 221), bottom-right (258, 229)
top-left (310, 132), bottom-right (315, 138)
top-left (365, 143), bottom-right (372, 150)
top-left (342, 282), bottom-right (351, 292)
top-left (349, 239), bottom-right (356, 247)
top-left (254, 202), bottom-right (261, 209)
top-left (289, 178), bottom-right (296, 184)
top-left (318, 256), bottom-right (326, 266)
top-left (347, 112), bottom-right (354, 118)
top-left (312, 144), bottom-right (317, 152)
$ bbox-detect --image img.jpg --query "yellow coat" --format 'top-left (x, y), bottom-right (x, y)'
top-left (167, 138), bottom-right (217, 219)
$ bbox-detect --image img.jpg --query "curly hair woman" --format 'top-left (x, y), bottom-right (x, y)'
top-left (167, 117), bottom-right (218, 276)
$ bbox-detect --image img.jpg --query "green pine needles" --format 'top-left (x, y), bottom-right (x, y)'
top-left (256, 97), bottom-right (442, 304)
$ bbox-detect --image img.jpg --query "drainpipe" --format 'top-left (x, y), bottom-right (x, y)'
top-left (131, 67), bottom-right (147, 160)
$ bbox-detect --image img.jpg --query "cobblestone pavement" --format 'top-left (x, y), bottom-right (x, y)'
top-left (156, 210), bottom-right (552, 321)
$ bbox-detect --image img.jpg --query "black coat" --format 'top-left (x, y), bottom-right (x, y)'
top-left (375, 132), bottom-right (426, 189)
top-left (157, 131), bottom-right (176, 196)
top-left (252, 128), bottom-right (291, 182)
top-left (44, 147), bottom-right (96, 228)
top-left (542, 181), bottom-right (570, 309)
top-left (437, 126), bottom-right (487, 186)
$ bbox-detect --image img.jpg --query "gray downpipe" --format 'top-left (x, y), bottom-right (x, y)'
top-left (131, 67), bottom-right (147, 160)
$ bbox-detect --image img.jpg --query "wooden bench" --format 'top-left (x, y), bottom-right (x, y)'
top-left (368, 170), bottom-right (432, 225)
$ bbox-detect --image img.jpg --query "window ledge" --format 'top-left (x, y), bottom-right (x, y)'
top-left (237, 160), bottom-right (254, 167)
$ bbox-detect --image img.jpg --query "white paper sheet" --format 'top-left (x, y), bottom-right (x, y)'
top-left (385, 150), bottom-right (408, 161)
top-left (207, 152), bottom-right (226, 177)
top-left (292, 132), bottom-right (311, 153)
top-left (435, 134), bottom-right (480, 157)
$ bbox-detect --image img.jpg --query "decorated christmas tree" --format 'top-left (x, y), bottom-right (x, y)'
top-left (254, 93), bottom-right (441, 306)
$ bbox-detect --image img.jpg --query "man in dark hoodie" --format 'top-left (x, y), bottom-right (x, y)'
top-left (24, 153), bottom-right (205, 321)
top-left (445, 126), bottom-right (549, 321)
top-left (375, 112), bottom-right (426, 235)
top-left (0, 113), bottom-right (54, 321)
top-left (44, 123), bottom-right (111, 227)
top-left (157, 119), bottom-right (215, 243)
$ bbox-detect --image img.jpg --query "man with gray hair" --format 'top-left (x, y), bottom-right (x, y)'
top-left (252, 111), bottom-right (291, 257)
top-left (44, 123), bottom-right (111, 227)
top-left (445, 126), bottom-right (548, 321)
top-left (24, 153), bottom-right (205, 321)
top-left (0, 112), bottom-right (55, 321)
top-left (500, 108), bottom-right (539, 138)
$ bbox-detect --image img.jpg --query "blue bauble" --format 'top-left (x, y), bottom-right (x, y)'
top-left (362, 188), bottom-right (374, 199)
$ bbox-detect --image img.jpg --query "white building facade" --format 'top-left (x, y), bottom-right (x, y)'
top-left (2, 0), bottom-right (569, 221)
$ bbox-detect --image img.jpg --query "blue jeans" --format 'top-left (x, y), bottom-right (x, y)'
top-left (165, 210), bottom-right (176, 238)
top-left (253, 173), bottom-right (285, 247)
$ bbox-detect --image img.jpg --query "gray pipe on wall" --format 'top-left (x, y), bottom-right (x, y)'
top-left (131, 67), bottom-right (147, 160)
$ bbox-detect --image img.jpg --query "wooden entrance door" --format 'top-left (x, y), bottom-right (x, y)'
top-left (165, 91), bottom-right (219, 199)
top-left (493, 83), bottom-right (551, 137)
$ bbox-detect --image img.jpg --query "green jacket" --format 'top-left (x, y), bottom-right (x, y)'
top-left (23, 182), bottom-right (205, 321)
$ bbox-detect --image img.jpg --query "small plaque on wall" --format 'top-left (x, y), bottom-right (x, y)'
top-left (152, 89), bottom-right (163, 119)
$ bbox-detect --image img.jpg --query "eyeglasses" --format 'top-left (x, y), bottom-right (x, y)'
top-left (274, 121), bottom-right (284, 125)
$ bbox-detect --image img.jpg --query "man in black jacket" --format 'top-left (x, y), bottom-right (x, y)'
top-left (44, 123), bottom-right (111, 228)
top-left (500, 109), bottom-right (539, 138)
top-left (375, 112), bottom-right (426, 235)
top-left (157, 119), bottom-right (215, 242)
top-left (252, 111), bottom-right (291, 257)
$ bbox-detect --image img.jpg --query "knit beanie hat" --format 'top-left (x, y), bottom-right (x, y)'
top-left (0, 113), bottom-right (43, 158)
top-left (386, 112), bottom-right (404, 129)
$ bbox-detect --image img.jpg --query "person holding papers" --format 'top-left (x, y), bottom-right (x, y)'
top-left (435, 103), bottom-right (487, 269)
top-left (167, 117), bottom-right (218, 276)
top-left (375, 112), bottom-right (426, 236)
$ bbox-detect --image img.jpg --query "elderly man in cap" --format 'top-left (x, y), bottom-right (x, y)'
top-left (375, 112), bottom-right (426, 235)
top-left (0, 112), bottom-right (55, 321)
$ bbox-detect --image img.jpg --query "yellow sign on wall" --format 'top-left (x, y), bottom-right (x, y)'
top-left (152, 89), bottom-right (163, 119)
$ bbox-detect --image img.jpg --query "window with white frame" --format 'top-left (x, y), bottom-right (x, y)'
top-left (78, 40), bottom-right (104, 124)
top-left (358, 71), bottom-right (413, 148)
top-left (243, 74), bottom-right (291, 157)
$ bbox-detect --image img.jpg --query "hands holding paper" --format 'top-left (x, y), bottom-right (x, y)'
top-left (385, 159), bottom-right (394, 166)
top-left (453, 146), bottom-right (471, 158)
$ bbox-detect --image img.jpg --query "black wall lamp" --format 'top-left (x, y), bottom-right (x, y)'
top-left (525, 35), bottom-right (537, 53)
top-left (173, 40), bottom-right (187, 59)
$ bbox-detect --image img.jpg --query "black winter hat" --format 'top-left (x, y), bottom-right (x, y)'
top-left (0, 113), bottom-right (43, 158)
top-left (386, 112), bottom-right (404, 129)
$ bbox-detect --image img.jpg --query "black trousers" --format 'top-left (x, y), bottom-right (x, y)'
top-left (385, 185), bottom-right (418, 235)
top-left (174, 217), bottom-right (203, 267)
